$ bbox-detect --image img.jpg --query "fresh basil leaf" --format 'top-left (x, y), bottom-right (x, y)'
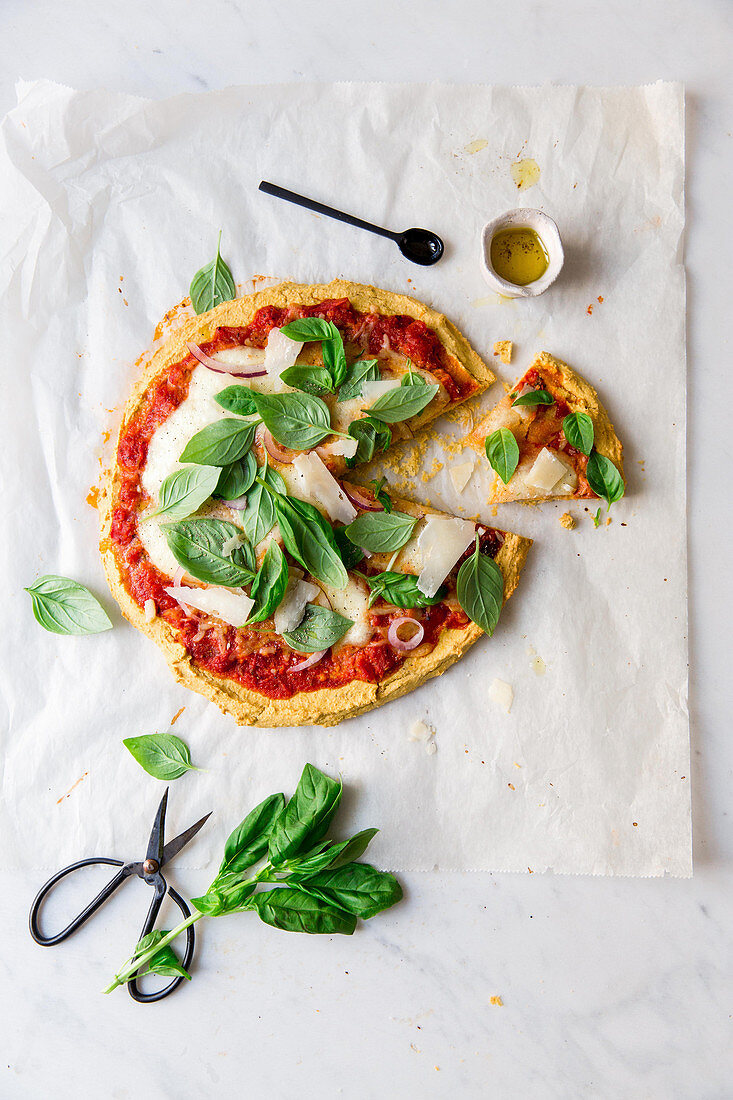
top-left (401, 366), bottom-right (428, 387)
top-left (333, 526), bottom-right (365, 570)
top-left (193, 880), bottom-right (256, 917)
top-left (151, 465), bottom-right (220, 521)
top-left (337, 359), bottom-right (379, 402)
top-left (246, 541), bottom-right (289, 624)
top-left (364, 571), bottom-right (445, 609)
top-left (179, 419), bottom-right (258, 467)
top-left (367, 380), bottom-right (439, 423)
top-left (344, 510), bottom-right (417, 554)
top-left (242, 464), bottom-right (286, 547)
top-left (592, 506), bottom-right (602, 528)
top-left (268, 763), bottom-right (343, 866)
top-left (562, 411), bottom-right (595, 456)
top-left (214, 451), bottom-right (257, 501)
top-left (249, 391), bottom-right (333, 450)
top-left (279, 317), bottom-right (335, 342)
top-left (283, 604), bottom-right (354, 653)
top-left (141, 942), bottom-right (192, 982)
top-left (215, 385), bottom-right (259, 417)
top-left (456, 536), bottom-right (504, 635)
top-left (586, 451), bottom-right (625, 506)
top-left (287, 829), bottom-right (378, 880)
top-left (321, 327), bottom-right (348, 389)
top-left (122, 732), bottom-right (199, 780)
top-left (299, 862), bottom-right (403, 920)
top-left (484, 427), bottom-right (520, 484)
top-left (369, 477), bottom-right (392, 512)
top-left (245, 888), bottom-right (356, 935)
top-left (163, 518), bottom-right (255, 585)
top-left (189, 233), bottom-right (236, 315)
top-left (279, 365), bottom-right (334, 397)
top-left (271, 490), bottom-right (348, 588)
top-left (511, 388), bottom-right (554, 407)
top-left (25, 576), bottom-right (112, 636)
top-left (132, 930), bottom-right (167, 958)
top-left (216, 792), bottom-right (287, 879)
top-left (346, 417), bottom-right (392, 466)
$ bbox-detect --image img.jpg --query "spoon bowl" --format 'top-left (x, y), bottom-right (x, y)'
top-left (397, 228), bottom-right (445, 266)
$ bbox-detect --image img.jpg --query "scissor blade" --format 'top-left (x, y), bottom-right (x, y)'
top-left (161, 811), bottom-right (212, 867)
top-left (145, 788), bottom-right (169, 864)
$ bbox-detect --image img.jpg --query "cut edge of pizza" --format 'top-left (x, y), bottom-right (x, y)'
top-left (469, 351), bottom-right (625, 506)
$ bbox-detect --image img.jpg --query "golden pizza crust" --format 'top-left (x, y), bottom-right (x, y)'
top-left (100, 281), bottom-right (504, 727)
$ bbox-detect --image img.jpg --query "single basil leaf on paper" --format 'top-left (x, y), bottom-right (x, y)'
top-left (279, 365), bottom-right (334, 397)
top-left (122, 732), bottom-right (199, 780)
top-left (283, 604), bottom-right (354, 653)
top-left (300, 862), bottom-right (403, 920)
top-left (367, 380), bottom-right (439, 424)
top-left (272, 491), bottom-right (348, 588)
top-left (586, 451), bottom-right (625, 506)
top-left (344, 510), bottom-right (417, 554)
top-left (214, 451), bottom-right (258, 501)
top-left (163, 518), bottom-right (256, 585)
top-left (246, 888), bottom-right (357, 935)
top-left (456, 537), bottom-right (504, 636)
top-left (279, 317), bottom-right (335, 343)
top-left (246, 541), bottom-right (289, 624)
top-left (511, 388), bottom-right (554, 407)
top-left (179, 419), bottom-right (258, 467)
top-left (189, 233), bottom-right (237, 315)
top-left (25, 576), bottom-right (112, 636)
top-left (151, 465), bottom-right (220, 521)
top-left (249, 391), bottom-right (333, 450)
top-left (337, 359), bottom-right (379, 402)
top-left (242, 464), bottom-right (286, 547)
top-left (346, 417), bottom-right (392, 466)
top-left (370, 476), bottom-right (392, 512)
top-left (364, 571), bottom-right (445, 609)
top-left (268, 763), bottom-right (343, 866)
top-left (562, 411), bottom-right (595, 456)
top-left (484, 427), bottom-right (520, 485)
top-left (215, 385), bottom-right (259, 417)
top-left (216, 792), bottom-right (287, 879)
top-left (333, 526), bottom-right (365, 570)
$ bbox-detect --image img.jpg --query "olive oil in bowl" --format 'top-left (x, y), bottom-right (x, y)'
top-left (490, 227), bottom-right (549, 286)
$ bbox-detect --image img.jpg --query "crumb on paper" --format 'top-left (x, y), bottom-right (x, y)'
top-left (464, 138), bottom-right (488, 155)
top-left (526, 644), bottom-right (546, 676)
top-left (493, 340), bottom-right (513, 364)
top-left (57, 772), bottom-right (89, 805)
top-left (171, 706), bottom-right (186, 725)
top-left (510, 158), bottom-right (540, 190)
top-left (421, 457), bottom-right (444, 483)
top-left (409, 719), bottom-right (437, 755)
top-left (586, 304), bottom-right (594, 316)
top-left (490, 995), bottom-right (504, 1007)
top-left (489, 678), bottom-right (513, 714)
top-left (86, 485), bottom-right (100, 509)
top-left (449, 456), bottom-right (476, 494)
top-left (606, 516), bottom-right (612, 526)
top-left (559, 512), bottom-right (576, 530)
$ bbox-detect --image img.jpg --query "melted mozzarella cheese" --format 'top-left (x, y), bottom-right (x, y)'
top-left (290, 452), bottom-right (357, 524)
top-left (165, 585), bottom-right (254, 627)
top-left (274, 577), bottom-right (319, 635)
top-left (416, 516), bottom-right (475, 597)
top-left (138, 517), bottom-right (181, 578)
top-left (525, 448), bottom-right (575, 493)
top-left (319, 575), bottom-right (373, 647)
top-left (212, 344), bottom-right (296, 395)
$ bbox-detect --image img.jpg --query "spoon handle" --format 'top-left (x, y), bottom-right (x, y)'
top-left (259, 181), bottom-right (398, 241)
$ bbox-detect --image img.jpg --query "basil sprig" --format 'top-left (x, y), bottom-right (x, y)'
top-left (456, 536), bottom-right (504, 635)
top-left (344, 510), bottom-right (416, 554)
top-left (562, 411), bottom-right (594, 456)
top-left (283, 604), bottom-right (354, 653)
top-left (511, 388), bottom-right (554, 407)
top-left (129, 931), bottom-right (191, 983)
top-left (246, 541), bottom-right (288, 624)
top-left (122, 732), bottom-right (199, 780)
top-left (248, 391), bottom-right (336, 450)
top-left (105, 765), bottom-right (402, 993)
top-left (179, 419), bottom-right (258, 466)
top-left (151, 465), bottom-right (220, 521)
top-left (586, 452), bottom-right (625, 506)
top-left (163, 518), bottom-right (255, 585)
top-left (338, 359), bottom-right (380, 402)
top-left (241, 463), bottom-right (287, 546)
top-left (189, 232), bottom-right (236, 315)
top-left (264, 482), bottom-right (348, 588)
top-left (346, 417), bottom-right (392, 466)
top-left (485, 427), bottom-right (520, 484)
top-left (25, 575), bottom-right (112, 635)
top-left (367, 374), bottom-right (439, 423)
top-left (360, 571), bottom-right (445, 609)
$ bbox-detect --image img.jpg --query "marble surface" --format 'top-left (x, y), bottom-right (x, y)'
top-left (1, 0), bottom-right (731, 1096)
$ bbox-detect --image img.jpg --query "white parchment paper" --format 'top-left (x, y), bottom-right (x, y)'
top-left (0, 80), bottom-right (689, 876)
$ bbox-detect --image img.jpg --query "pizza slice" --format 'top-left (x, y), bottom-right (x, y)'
top-left (469, 351), bottom-right (625, 506)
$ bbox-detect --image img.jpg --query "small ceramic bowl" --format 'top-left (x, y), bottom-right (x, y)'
top-left (480, 208), bottom-right (564, 298)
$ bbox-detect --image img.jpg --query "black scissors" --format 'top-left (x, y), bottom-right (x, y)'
top-left (29, 789), bottom-right (211, 1002)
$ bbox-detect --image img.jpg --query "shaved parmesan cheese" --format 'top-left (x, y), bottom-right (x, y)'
top-left (362, 379), bottom-right (401, 406)
top-left (525, 448), bottom-right (574, 493)
top-left (319, 437), bottom-right (359, 460)
top-left (408, 719), bottom-right (432, 742)
top-left (291, 452), bottom-right (357, 524)
top-left (221, 532), bottom-right (245, 557)
top-left (449, 456), bottom-right (476, 494)
top-left (264, 327), bottom-right (303, 387)
top-left (144, 599), bottom-right (156, 622)
top-left (164, 585), bottom-right (254, 628)
top-left (319, 575), bottom-right (373, 647)
top-left (416, 515), bottom-right (475, 598)
top-left (274, 577), bottom-right (319, 635)
top-left (555, 469), bottom-right (579, 494)
top-left (489, 678), bottom-right (514, 714)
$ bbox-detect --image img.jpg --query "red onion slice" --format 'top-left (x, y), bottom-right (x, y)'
top-left (288, 649), bottom-right (327, 672)
top-left (387, 616), bottom-right (424, 651)
top-left (186, 341), bottom-right (267, 378)
top-left (260, 426), bottom-right (298, 465)
top-left (342, 482), bottom-right (383, 512)
top-left (222, 496), bottom-right (248, 510)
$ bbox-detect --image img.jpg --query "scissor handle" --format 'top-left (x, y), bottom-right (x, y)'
top-left (128, 876), bottom-right (196, 1004)
top-left (29, 857), bottom-right (128, 946)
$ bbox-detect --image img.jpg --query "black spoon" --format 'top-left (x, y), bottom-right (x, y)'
top-left (259, 181), bottom-right (445, 266)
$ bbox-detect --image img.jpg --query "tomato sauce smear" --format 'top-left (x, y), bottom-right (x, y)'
top-left (110, 299), bottom-right (488, 700)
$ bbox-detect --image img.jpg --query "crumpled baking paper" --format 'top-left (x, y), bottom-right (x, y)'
top-left (0, 79), bottom-right (689, 876)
